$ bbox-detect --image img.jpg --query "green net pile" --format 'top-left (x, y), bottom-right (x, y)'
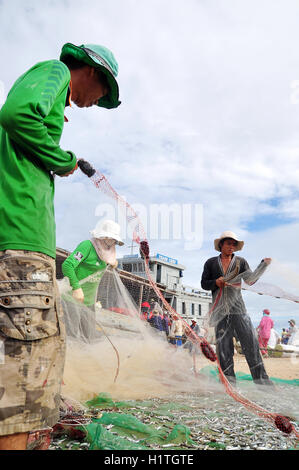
top-left (51, 368), bottom-right (299, 450)
top-left (199, 366), bottom-right (299, 387)
top-left (54, 393), bottom-right (196, 450)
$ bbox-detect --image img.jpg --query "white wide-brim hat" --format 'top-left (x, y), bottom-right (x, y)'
top-left (90, 219), bottom-right (124, 245)
top-left (214, 231), bottom-right (244, 252)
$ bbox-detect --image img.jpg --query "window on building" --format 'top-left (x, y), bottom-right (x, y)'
top-left (149, 262), bottom-right (154, 271)
top-left (182, 302), bottom-right (186, 315)
top-left (157, 264), bottom-right (162, 283)
top-left (123, 263), bottom-right (132, 272)
top-left (133, 263), bottom-right (138, 272)
top-left (138, 263), bottom-right (144, 272)
top-left (198, 304), bottom-right (202, 316)
top-left (192, 303), bottom-right (195, 316)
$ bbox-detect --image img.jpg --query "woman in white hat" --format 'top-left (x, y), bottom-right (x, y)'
top-left (201, 231), bottom-right (273, 386)
top-left (62, 219), bottom-right (124, 307)
top-left (287, 319), bottom-right (298, 346)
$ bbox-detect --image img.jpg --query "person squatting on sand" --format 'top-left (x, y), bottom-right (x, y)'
top-left (0, 42), bottom-right (121, 450)
top-left (201, 231), bottom-right (274, 387)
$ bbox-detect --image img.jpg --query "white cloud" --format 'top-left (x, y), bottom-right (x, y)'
top-left (1, 0), bottom-right (299, 326)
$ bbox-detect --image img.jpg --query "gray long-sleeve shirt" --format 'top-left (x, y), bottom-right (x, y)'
top-left (201, 254), bottom-right (267, 326)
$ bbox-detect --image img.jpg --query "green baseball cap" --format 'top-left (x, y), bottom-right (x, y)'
top-left (60, 43), bottom-right (121, 109)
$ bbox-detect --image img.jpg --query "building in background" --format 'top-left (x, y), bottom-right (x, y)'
top-left (118, 252), bottom-right (212, 327)
top-left (56, 248), bottom-right (212, 328)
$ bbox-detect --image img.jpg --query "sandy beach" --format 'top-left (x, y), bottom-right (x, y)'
top-left (233, 355), bottom-right (299, 381)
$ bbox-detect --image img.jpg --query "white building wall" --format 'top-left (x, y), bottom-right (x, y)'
top-left (119, 255), bottom-right (212, 327)
top-left (176, 294), bottom-right (211, 327)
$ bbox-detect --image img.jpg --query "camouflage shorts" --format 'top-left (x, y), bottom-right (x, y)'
top-left (0, 250), bottom-right (66, 436)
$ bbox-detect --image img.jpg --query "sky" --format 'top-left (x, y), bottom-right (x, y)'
top-left (1, 0), bottom-right (299, 329)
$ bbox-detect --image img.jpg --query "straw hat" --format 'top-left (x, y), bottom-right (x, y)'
top-left (214, 231), bottom-right (244, 252)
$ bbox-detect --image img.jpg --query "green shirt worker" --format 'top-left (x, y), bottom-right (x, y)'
top-left (61, 220), bottom-right (124, 340)
top-left (0, 43), bottom-right (121, 451)
top-left (62, 219), bottom-right (124, 306)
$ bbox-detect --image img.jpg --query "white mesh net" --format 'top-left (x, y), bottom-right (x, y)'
top-left (58, 268), bottom-right (218, 403)
top-left (57, 161), bottom-right (299, 438)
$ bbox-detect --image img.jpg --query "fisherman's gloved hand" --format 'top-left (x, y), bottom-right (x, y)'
top-left (139, 240), bottom-right (150, 260)
top-left (72, 288), bottom-right (84, 303)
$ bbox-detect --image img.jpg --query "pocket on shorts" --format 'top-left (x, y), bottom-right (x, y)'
top-left (0, 254), bottom-right (59, 340)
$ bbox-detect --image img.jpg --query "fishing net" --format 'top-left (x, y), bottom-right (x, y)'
top-left (200, 258), bottom-right (278, 388)
top-left (198, 256), bottom-right (299, 438)
top-left (200, 365), bottom-right (299, 387)
top-left (201, 257), bottom-right (299, 366)
top-left (51, 159), bottom-right (299, 449)
top-left (51, 388), bottom-right (299, 450)
top-left (59, 267), bottom-right (218, 403)
top-left (52, 393), bottom-right (198, 450)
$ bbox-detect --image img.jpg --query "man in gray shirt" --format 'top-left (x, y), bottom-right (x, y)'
top-left (201, 231), bottom-right (273, 386)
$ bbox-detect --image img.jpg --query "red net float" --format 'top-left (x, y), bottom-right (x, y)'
top-left (139, 240), bottom-right (150, 260)
top-left (274, 415), bottom-right (293, 434)
top-left (200, 340), bottom-right (217, 362)
top-left (27, 428), bottom-right (52, 450)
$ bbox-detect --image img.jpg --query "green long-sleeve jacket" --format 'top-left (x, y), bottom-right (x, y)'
top-left (0, 59), bottom-right (77, 258)
top-left (62, 240), bottom-right (107, 306)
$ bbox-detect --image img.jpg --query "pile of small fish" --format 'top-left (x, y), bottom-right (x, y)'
top-left (160, 391), bottom-right (298, 450)
top-left (49, 383), bottom-right (299, 451)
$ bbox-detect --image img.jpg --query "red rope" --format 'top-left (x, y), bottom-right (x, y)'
top-left (89, 169), bottom-right (299, 441)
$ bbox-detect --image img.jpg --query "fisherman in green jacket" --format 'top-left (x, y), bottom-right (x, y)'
top-left (62, 219), bottom-right (123, 307)
top-left (61, 220), bottom-right (123, 341)
top-left (62, 239), bottom-right (108, 307)
top-left (0, 43), bottom-right (121, 450)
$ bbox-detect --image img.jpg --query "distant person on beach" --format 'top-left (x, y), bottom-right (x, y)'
top-left (169, 314), bottom-right (184, 347)
top-left (257, 309), bottom-right (274, 357)
top-left (184, 320), bottom-right (203, 353)
top-left (201, 231), bottom-right (273, 386)
top-left (0, 42), bottom-right (121, 450)
top-left (148, 304), bottom-right (164, 336)
top-left (281, 328), bottom-right (289, 344)
top-left (140, 301), bottom-right (151, 321)
top-left (287, 319), bottom-right (298, 346)
top-left (162, 310), bottom-right (170, 337)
